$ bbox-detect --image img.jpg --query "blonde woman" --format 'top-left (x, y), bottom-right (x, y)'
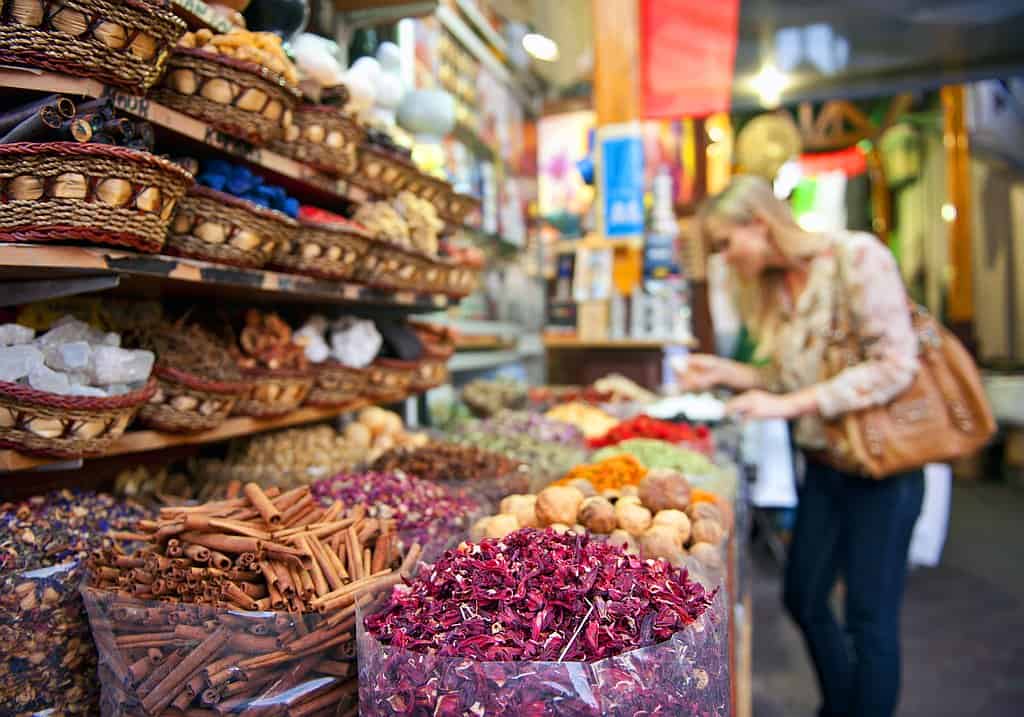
top-left (679, 175), bottom-right (924, 717)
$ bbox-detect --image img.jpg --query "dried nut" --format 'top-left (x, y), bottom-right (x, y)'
top-left (129, 32), bottom-right (157, 60)
top-left (161, 199), bottom-right (177, 221)
top-left (231, 230), bottom-right (261, 251)
top-left (264, 100), bottom-right (283, 121)
top-left (236, 88), bottom-right (267, 112)
top-left (171, 213), bottom-right (193, 234)
top-left (9, 175), bottom-right (44, 200)
top-left (195, 221), bottom-right (227, 245)
top-left (0, 406), bottom-right (17, 427)
top-left (75, 420), bottom-right (108, 440)
top-left (284, 124), bottom-right (300, 142)
top-left (325, 246), bottom-right (342, 261)
top-left (305, 124), bottom-right (326, 143)
top-left (94, 21), bottom-right (128, 49)
top-left (135, 187), bottom-right (162, 213)
top-left (325, 131), bottom-right (343, 148)
top-left (29, 417), bottom-right (64, 438)
top-left (170, 395), bottom-right (199, 411)
top-left (301, 243), bottom-right (322, 260)
top-left (201, 77), bottom-right (234, 104)
top-left (96, 178), bottom-right (133, 207)
top-left (53, 173), bottom-right (87, 199)
top-left (169, 69), bottom-right (198, 95)
top-left (691, 519), bottom-right (725, 546)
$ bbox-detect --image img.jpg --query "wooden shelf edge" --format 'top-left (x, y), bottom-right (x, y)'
top-left (0, 244), bottom-right (452, 311)
top-left (0, 400), bottom-right (372, 472)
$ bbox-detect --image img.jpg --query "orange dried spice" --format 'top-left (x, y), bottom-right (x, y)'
top-left (556, 455), bottom-right (648, 493)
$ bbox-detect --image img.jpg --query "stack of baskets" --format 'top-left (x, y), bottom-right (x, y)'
top-left (271, 104), bottom-right (364, 176)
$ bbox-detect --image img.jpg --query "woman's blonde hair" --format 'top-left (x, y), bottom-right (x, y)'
top-left (700, 175), bottom-right (829, 357)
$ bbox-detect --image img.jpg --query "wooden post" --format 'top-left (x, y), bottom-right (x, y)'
top-left (941, 85), bottom-right (974, 326)
top-left (593, 0), bottom-right (640, 125)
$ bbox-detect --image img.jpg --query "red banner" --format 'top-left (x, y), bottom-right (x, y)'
top-left (640, 0), bottom-right (741, 119)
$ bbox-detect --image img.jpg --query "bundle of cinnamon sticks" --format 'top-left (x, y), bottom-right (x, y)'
top-left (83, 483), bottom-right (421, 716)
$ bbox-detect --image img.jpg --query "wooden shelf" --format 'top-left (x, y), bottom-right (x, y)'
top-left (0, 244), bottom-right (453, 311)
top-left (0, 402), bottom-right (369, 473)
top-left (0, 69), bottom-right (370, 206)
top-left (543, 336), bottom-right (692, 350)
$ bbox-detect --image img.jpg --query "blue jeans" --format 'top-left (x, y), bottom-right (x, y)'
top-left (784, 458), bottom-right (924, 717)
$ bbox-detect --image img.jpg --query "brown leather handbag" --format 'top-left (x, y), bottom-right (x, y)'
top-left (821, 253), bottom-right (995, 479)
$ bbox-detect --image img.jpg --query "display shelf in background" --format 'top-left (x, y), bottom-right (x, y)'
top-left (0, 401), bottom-right (369, 473)
top-left (0, 244), bottom-right (452, 311)
top-left (0, 69), bottom-right (371, 206)
top-left (448, 349), bottom-right (521, 373)
top-left (543, 336), bottom-right (694, 350)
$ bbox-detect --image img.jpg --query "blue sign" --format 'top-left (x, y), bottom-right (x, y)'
top-left (600, 132), bottom-right (645, 237)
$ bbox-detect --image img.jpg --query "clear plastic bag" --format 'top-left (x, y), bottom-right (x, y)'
top-left (81, 587), bottom-right (359, 717)
top-left (357, 593), bottom-right (730, 716)
top-left (0, 560), bottom-right (99, 716)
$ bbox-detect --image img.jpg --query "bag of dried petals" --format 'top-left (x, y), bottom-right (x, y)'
top-left (358, 528), bottom-right (730, 716)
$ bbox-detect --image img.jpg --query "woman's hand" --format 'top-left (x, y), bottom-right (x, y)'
top-left (676, 354), bottom-right (764, 392)
top-left (726, 388), bottom-right (819, 420)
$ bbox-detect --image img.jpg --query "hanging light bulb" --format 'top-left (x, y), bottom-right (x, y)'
top-left (522, 33), bottom-right (560, 62)
top-left (751, 64), bottom-right (788, 108)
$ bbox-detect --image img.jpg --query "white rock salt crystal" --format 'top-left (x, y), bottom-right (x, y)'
top-left (0, 324), bottom-right (35, 346)
top-left (89, 347), bottom-right (155, 385)
top-left (0, 345), bottom-right (44, 382)
top-left (28, 364), bottom-right (72, 395)
top-left (45, 341), bottom-right (91, 373)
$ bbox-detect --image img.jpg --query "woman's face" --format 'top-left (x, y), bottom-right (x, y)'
top-left (707, 219), bottom-right (771, 280)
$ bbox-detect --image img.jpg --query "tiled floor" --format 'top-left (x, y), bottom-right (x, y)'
top-left (751, 479), bottom-right (1024, 717)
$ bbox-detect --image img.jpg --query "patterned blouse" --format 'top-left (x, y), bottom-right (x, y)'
top-left (762, 231), bottom-right (919, 449)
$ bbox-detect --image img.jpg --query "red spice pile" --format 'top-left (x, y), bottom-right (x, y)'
top-left (365, 527), bottom-right (714, 663)
top-left (588, 415), bottom-right (713, 451)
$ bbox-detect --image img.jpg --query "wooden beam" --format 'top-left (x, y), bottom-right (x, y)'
top-left (592, 0), bottom-right (640, 124)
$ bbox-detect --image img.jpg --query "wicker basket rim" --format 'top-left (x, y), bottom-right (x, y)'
top-left (359, 142), bottom-right (416, 168)
top-left (314, 360), bottom-right (370, 373)
top-left (154, 363), bottom-right (250, 395)
top-left (170, 47), bottom-right (302, 99)
top-left (0, 377), bottom-right (157, 410)
top-left (295, 104), bottom-right (361, 121)
top-left (188, 186), bottom-right (299, 227)
top-left (298, 217), bottom-right (372, 239)
top-left (33, 0), bottom-right (188, 35)
top-left (373, 358), bottom-right (419, 369)
top-left (239, 365), bottom-right (314, 380)
top-left (0, 142), bottom-right (195, 183)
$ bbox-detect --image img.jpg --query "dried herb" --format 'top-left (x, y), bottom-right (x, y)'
top-left (312, 472), bottom-right (482, 560)
top-left (369, 443), bottom-right (527, 502)
top-left (554, 455), bottom-right (649, 494)
top-left (360, 528), bottom-right (727, 716)
top-left (593, 439), bottom-right (721, 477)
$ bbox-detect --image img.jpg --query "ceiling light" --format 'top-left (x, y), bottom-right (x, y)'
top-left (941, 202), bottom-right (958, 222)
top-left (522, 33), bottom-right (559, 62)
top-left (751, 64), bottom-right (788, 108)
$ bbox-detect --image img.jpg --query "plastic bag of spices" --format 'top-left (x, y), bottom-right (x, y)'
top-left (0, 491), bottom-right (150, 716)
top-left (357, 529), bottom-right (731, 717)
top-left (81, 588), bottom-right (360, 717)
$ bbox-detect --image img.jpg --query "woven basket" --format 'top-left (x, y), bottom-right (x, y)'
top-left (410, 357), bottom-right (449, 392)
top-left (138, 364), bottom-right (249, 433)
top-left (168, 185), bottom-right (298, 269)
top-left (365, 359), bottom-right (415, 403)
top-left (306, 361), bottom-right (368, 408)
top-left (232, 367), bottom-right (313, 417)
top-left (0, 378), bottom-right (156, 458)
top-left (270, 105), bottom-right (364, 176)
top-left (351, 143), bottom-right (414, 197)
top-left (366, 241), bottom-right (431, 292)
top-left (439, 260), bottom-right (481, 298)
top-left (271, 219), bottom-right (370, 281)
top-left (152, 47), bottom-right (300, 144)
top-left (0, 0), bottom-right (185, 91)
top-left (0, 142), bottom-right (193, 253)
top-left (439, 190), bottom-right (481, 225)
